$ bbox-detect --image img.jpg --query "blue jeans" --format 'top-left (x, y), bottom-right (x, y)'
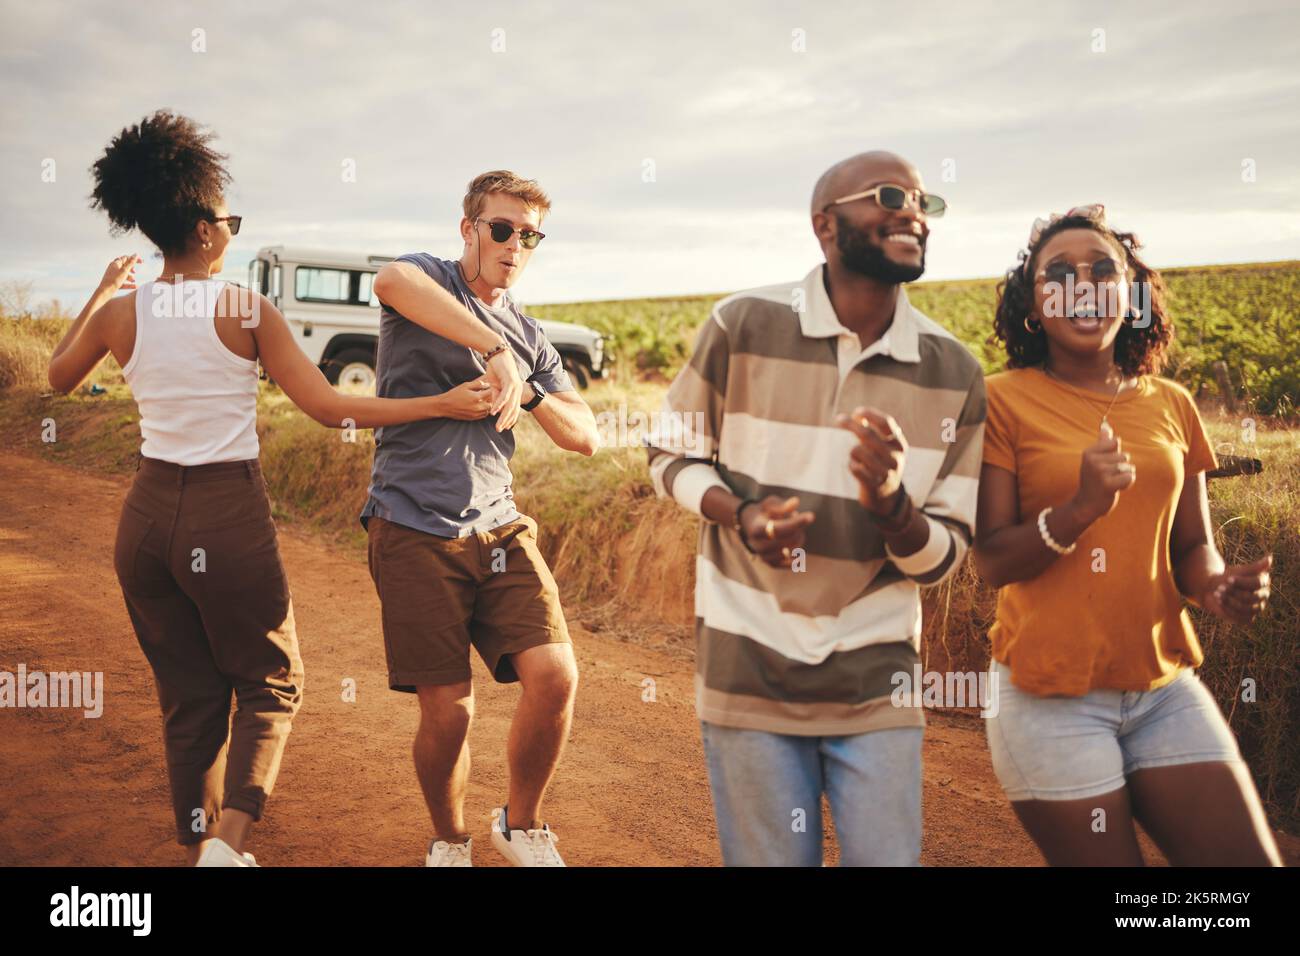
top-left (700, 721), bottom-right (922, 866)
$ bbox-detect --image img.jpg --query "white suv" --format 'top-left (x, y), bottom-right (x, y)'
top-left (246, 246), bottom-right (606, 392)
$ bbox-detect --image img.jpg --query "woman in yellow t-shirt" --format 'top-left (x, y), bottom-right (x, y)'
top-left (973, 205), bottom-right (1280, 866)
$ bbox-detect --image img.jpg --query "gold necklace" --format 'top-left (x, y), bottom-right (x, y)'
top-left (1043, 365), bottom-right (1129, 429)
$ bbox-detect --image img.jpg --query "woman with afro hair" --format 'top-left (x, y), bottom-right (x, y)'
top-left (49, 110), bottom-right (525, 865)
top-left (971, 204), bottom-right (1280, 866)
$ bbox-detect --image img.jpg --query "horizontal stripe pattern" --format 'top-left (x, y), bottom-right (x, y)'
top-left (696, 622), bottom-right (921, 703)
top-left (888, 516), bottom-right (956, 580)
top-left (696, 675), bottom-right (927, 736)
top-left (719, 413), bottom-right (951, 502)
top-left (718, 469), bottom-right (888, 563)
top-left (695, 554), bottom-right (923, 665)
top-left (702, 528), bottom-right (907, 624)
top-left (646, 264), bottom-right (986, 734)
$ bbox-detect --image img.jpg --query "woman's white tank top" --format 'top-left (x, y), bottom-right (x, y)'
top-left (121, 279), bottom-right (260, 465)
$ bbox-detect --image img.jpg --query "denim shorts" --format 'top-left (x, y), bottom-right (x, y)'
top-left (984, 659), bottom-right (1244, 802)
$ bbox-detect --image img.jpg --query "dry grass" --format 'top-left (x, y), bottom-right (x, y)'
top-left (3, 312), bottom-right (1296, 830)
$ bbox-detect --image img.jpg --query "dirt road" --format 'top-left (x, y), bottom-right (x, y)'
top-left (1, 452), bottom-right (1293, 866)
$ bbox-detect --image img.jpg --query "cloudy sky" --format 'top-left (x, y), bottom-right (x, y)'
top-left (3, 0), bottom-right (1298, 311)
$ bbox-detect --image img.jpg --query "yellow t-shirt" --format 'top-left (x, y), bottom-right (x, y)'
top-left (982, 368), bottom-right (1218, 697)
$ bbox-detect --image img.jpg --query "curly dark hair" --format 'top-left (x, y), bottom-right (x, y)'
top-left (991, 215), bottom-right (1173, 377)
top-left (89, 110), bottom-right (231, 256)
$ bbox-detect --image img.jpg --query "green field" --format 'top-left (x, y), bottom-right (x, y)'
top-left (529, 260), bottom-right (1300, 416)
top-left (3, 258), bottom-right (1298, 829)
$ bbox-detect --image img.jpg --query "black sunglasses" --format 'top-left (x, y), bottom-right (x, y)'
top-left (210, 214), bottom-right (242, 236)
top-left (478, 218), bottom-right (545, 250)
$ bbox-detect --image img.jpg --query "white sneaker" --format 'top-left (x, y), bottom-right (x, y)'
top-left (195, 837), bottom-right (259, 867)
top-left (490, 806), bottom-right (565, 867)
top-left (425, 836), bottom-right (473, 867)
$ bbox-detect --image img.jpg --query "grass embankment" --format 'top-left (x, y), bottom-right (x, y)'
top-left (3, 261), bottom-right (1297, 828)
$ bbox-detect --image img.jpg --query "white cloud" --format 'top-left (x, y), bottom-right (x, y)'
top-left (2, 0), bottom-right (1298, 310)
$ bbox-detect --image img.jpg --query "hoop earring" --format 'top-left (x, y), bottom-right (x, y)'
top-left (1024, 315), bottom-right (1041, 334)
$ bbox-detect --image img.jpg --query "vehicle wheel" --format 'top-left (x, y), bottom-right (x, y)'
top-left (325, 348), bottom-right (377, 394)
top-left (561, 353), bottom-right (590, 389)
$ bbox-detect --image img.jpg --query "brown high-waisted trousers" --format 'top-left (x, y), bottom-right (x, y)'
top-left (114, 456), bottom-right (304, 846)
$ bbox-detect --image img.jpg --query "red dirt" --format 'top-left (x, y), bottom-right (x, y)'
top-left (1, 452), bottom-right (1295, 866)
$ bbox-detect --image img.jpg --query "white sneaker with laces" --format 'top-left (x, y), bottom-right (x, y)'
top-left (195, 837), bottom-right (259, 867)
top-left (425, 836), bottom-right (473, 867)
top-left (490, 806), bottom-right (565, 867)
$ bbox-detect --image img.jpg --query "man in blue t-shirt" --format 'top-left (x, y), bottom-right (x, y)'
top-left (364, 171), bottom-right (599, 867)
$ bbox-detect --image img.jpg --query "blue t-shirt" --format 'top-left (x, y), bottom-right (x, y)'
top-left (360, 253), bottom-right (573, 538)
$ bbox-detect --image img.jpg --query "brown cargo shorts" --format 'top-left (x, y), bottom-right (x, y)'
top-left (366, 514), bottom-right (571, 691)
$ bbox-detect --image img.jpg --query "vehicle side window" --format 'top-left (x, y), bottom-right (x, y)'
top-left (294, 267), bottom-right (380, 306)
top-left (295, 267), bottom-right (351, 303)
top-left (359, 271), bottom-right (379, 307)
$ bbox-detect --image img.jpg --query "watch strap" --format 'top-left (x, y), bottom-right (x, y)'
top-left (733, 498), bottom-right (760, 554)
top-left (521, 383), bottom-right (546, 412)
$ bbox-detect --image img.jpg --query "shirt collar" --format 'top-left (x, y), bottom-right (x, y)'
top-left (797, 263), bottom-right (921, 364)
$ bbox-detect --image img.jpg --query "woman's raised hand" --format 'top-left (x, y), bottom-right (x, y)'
top-left (1071, 421), bottom-right (1135, 523)
top-left (439, 378), bottom-right (501, 421)
top-left (99, 254), bottom-right (142, 293)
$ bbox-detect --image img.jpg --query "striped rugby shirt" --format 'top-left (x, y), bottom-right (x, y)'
top-left (646, 263), bottom-right (987, 736)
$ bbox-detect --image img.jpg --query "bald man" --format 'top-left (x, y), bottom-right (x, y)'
top-left (646, 151), bottom-right (987, 865)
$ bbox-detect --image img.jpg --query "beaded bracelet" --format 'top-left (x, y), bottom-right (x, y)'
top-left (1037, 507), bottom-right (1077, 555)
